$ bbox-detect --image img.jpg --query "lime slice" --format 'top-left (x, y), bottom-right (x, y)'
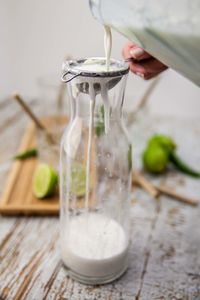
top-left (33, 164), bottom-right (58, 199)
top-left (70, 162), bottom-right (87, 197)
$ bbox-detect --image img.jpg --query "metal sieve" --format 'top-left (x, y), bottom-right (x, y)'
top-left (61, 57), bottom-right (129, 94)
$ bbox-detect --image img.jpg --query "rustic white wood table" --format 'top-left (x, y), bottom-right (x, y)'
top-left (0, 98), bottom-right (200, 299)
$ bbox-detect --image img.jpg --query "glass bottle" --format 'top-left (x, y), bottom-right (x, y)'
top-left (60, 57), bottom-right (132, 284)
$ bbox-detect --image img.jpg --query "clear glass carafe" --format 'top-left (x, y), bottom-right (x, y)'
top-left (60, 58), bottom-right (132, 284)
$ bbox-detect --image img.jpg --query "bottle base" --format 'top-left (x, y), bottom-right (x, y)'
top-left (63, 264), bottom-right (128, 285)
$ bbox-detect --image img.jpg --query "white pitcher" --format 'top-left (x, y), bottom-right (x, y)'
top-left (89, 0), bottom-right (200, 86)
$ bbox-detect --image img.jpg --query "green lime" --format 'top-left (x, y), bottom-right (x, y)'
top-left (70, 162), bottom-right (87, 197)
top-left (143, 144), bottom-right (168, 174)
top-left (33, 163), bottom-right (58, 199)
top-left (148, 134), bottom-right (176, 153)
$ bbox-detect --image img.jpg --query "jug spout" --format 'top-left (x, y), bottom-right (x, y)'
top-left (89, 0), bottom-right (200, 86)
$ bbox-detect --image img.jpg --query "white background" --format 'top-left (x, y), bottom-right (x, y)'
top-left (1, 0), bottom-right (200, 117)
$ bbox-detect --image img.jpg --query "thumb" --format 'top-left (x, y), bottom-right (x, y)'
top-left (129, 45), bottom-right (152, 61)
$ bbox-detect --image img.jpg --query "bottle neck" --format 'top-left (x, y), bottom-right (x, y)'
top-left (70, 96), bottom-right (124, 121)
top-left (68, 75), bottom-right (127, 122)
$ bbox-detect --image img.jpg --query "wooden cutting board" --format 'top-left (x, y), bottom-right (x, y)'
top-left (0, 117), bottom-right (63, 216)
top-left (0, 116), bottom-right (97, 216)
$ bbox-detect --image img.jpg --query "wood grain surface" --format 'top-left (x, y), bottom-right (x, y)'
top-left (0, 118), bottom-right (60, 216)
top-left (0, 99), bottom-right (200, 299)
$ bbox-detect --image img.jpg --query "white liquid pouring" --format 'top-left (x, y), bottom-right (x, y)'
top-left (104, 25), bottom-right (112, 71)
top-left (85, 92), bottom-right (95, 210)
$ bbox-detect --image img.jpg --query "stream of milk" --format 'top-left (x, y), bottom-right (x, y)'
top-left (104, 25), bottom-right (112, 71)
top-left (85, 90), bottom-right (95, 210)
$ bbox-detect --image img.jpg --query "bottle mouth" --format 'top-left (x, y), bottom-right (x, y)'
top-left (62, 57), bottom-right (129, 82)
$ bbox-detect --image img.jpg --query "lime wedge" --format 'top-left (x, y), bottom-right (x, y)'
top-left (33, 164), bottom-right (58, 199)
top-left (70, 162), bottom-right (87, 197)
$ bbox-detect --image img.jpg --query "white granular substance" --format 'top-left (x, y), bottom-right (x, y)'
top-left (61, 213), bottom-right (129, 278)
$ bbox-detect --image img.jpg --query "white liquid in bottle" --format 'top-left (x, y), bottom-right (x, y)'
top-left (61, 213), bottom-right (128, 278)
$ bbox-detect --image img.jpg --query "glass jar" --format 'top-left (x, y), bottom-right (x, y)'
top-left (60, 57), bottom-right (132, 284)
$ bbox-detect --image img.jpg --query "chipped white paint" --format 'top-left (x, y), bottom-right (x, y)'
top-left (0, 101), bottom-right (200, 299)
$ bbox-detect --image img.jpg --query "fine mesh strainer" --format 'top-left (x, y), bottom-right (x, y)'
top-left (61, 57), bottom-right (129, 95)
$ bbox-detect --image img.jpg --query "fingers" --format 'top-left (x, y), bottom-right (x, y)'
top-left (129, 45), bottom-right (151, 61)
top-left (122, 42), bottom-right (151, 61)
top-left (122, 42), bottom-right (168, 80)
top-left (129, 58), bottom-right (168, 80)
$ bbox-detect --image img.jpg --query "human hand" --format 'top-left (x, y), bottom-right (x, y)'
top-left (122, 42), bottom-right (168, 79)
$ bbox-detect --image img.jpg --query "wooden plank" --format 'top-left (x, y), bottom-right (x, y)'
top-left (0, 123), bottom-right (35, 206)
top-left (0, 117), bottom-right (62, 216)
top-left (140, 195), bottom-right (200, 299)
top-left (0, 204), bottom-right (59, 216)
top-left (0, 218), bottom-right (59, 300)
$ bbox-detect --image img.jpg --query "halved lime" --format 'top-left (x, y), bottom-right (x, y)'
top-left (33, 163), bottom-right (58, 199)
top-left (70, 162), bottom-right (87, 197)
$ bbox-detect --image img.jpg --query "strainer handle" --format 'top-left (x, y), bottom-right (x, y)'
top-left (61, 71), bottom-right (81, 83)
